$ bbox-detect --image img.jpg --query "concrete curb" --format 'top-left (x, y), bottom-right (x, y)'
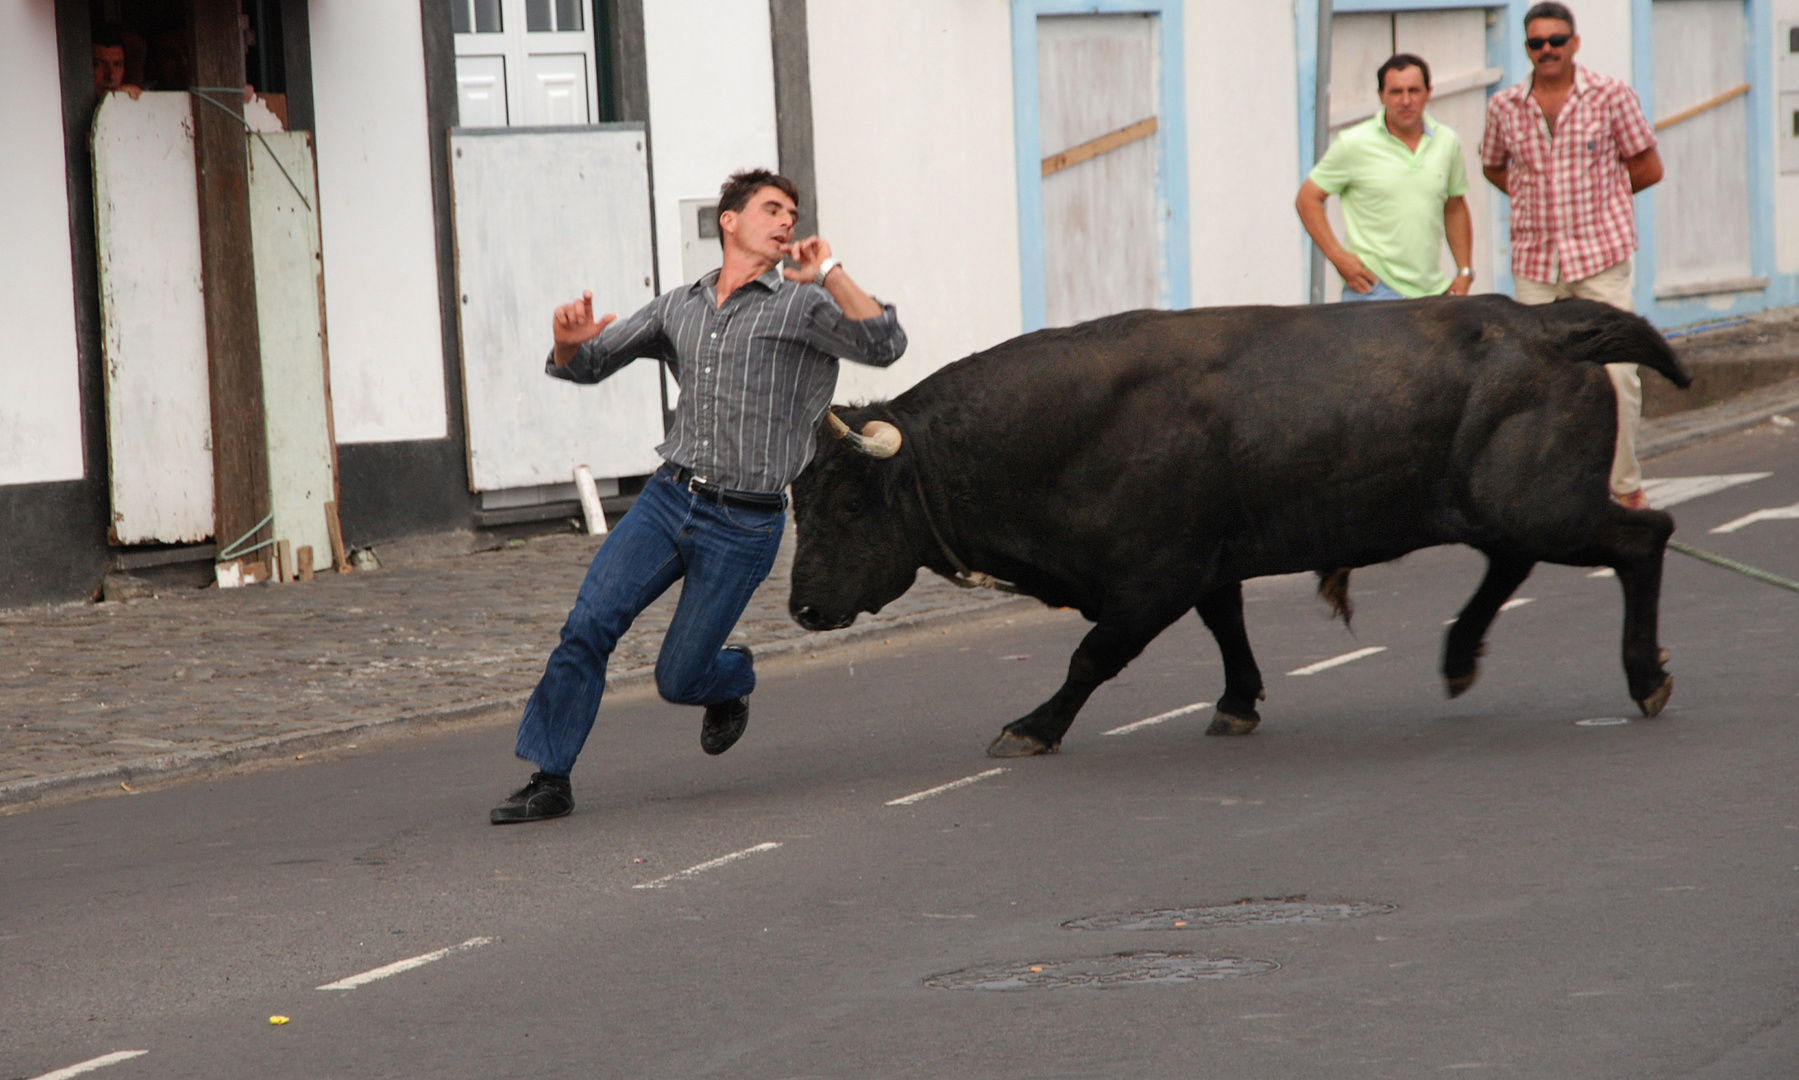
top-left (0, 590), bottom-right (1032, 811)
top-left (1640, 376), bottom-right (1799, 460)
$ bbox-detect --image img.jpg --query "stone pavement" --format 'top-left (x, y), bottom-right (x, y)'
top-left (0, 524), bottom-right (1024, 807)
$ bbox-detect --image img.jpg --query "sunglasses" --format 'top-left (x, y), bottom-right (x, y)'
top-left (1526, 32), bottom-right (1573, 50)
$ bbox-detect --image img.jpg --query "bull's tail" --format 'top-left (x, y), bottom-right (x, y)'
top-left (1538, 299), bottom-right (1693, 389)
top-left (1316, 568), bottom-right (1353, 627)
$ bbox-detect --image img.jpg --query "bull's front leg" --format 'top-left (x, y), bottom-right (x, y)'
top-left (987, 618), bottom-right (1171, 758)
top-left (1195, 582), bottom-right (1266, 735)
top-left (1608, 508), bottom-right (1675, 715)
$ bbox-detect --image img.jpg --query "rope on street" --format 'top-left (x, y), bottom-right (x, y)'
top-left (1667, 539), bottom-right (1799, 594)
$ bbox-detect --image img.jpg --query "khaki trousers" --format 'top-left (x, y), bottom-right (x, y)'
top-left (1514, 260), bottom-right (1641, 497)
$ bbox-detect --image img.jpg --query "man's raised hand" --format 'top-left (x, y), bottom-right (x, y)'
top-left (781, 237), bottom-right (831, 283)
top-left (552, 291), bottom-right (616, 367)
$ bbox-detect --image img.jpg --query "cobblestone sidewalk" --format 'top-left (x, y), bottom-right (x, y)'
top-left (0, 524), bottom-right (1023, 806)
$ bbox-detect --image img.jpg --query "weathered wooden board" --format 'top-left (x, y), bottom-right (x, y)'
top-left (92, 92), bottom-right (214, 545)
top-left (1654, 0), bottom-right (1753, 294)
top-left (449, 126), bottom-right (663, 491)
top-left (1037, 13), bottom-right (1159, 328)
top-left (249, 130), bottom-right (339, 564)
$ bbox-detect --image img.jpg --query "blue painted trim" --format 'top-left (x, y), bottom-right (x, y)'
top-left (1335, 0), bottom-right (1488, 10)
top-left (1631, 0), bottom-right (1657, 314)
top-left (1745, 0), bottom-right (1777, 286)
top-left (1010, 0), bottom-right (1191, 331)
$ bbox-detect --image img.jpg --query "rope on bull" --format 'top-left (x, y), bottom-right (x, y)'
top-left (1666, 539), bottom-right (1799, 595)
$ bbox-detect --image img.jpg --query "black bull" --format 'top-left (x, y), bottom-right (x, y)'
top-left (789, 295), bottom-right (1691, 757)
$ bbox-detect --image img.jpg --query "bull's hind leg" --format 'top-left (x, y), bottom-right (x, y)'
top-left (986, 616), bottom-right (1174, 758)
top-left (1442, 554), bottom-right (1535, 698)
top-left (1602, 508), bottom-right (1675, 715)
top-left (1195, 582), bottom-right (1266, 735)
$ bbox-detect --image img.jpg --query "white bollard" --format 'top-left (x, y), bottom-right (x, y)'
top-left (573, 464), bottom-right (608, 536)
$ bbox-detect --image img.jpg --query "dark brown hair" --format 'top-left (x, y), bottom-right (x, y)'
top-left (1377, 53), bottom-right (1431, 92)
top-left (1525, 2), bottom-right (1576, 32)
top-left (716, 169), bottom-right (800, 239)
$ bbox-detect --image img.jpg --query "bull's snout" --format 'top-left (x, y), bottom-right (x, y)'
top-left (793, 604), bottom-right (856, 632)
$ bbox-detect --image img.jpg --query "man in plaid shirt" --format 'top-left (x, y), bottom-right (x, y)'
top-left (1480, 2), bottom-right (1664, 508)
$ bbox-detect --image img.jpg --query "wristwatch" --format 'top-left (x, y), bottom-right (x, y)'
top-left (1456, 266), bottom-right (1475, 280)
top-left (815, 256), bottom-right (842, 285)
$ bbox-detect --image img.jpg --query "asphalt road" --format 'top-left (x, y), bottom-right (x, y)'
top-left (6, 420), bottom-right (1798, 1080)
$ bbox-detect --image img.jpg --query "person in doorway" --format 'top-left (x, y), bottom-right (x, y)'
top-left (1296, 53), bottom-right (1475, 302)
top-left (1479, 1), bottom-right (1663, 508)
top-left (92, 26), bottom-right (142, 99)
top-left (490, 169), bottom-right (907, 824)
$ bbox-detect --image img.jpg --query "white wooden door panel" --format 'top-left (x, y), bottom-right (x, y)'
top-left (450, 127), bottom-right (662, 490)
top-left (1038, 13), bottom-right (1159, 327)
top-left (1653, 0), bottom-right (1753, 293)
top-left (249, 131), bottom-right (338, 563)
top-left (457, 54), bottom-right (509, 127)
top-left (92, 92), bottom-right (214, 545)
top-left (523, 53), bottom-right (589, 125)
top-left (1323, 13), bottom-right (1394, 303)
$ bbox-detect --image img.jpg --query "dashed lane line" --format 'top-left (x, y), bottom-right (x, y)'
top-left (28, 1051), bottom-right (149, 1080)
top-left (1641, 473), bottom-right (1770, 508)
top-left (1711, 500), bottom-right (1799, 534)
top-left (316, 936), bottom-right (493, 990)
top-left (1287, 646), bottom-right (1387, 677)
top-left (886, 768), bottom-right (1008, 806)
top-left (1102, 702), bottom-right (1212, 736)
top-left (632, 842), bottom-right (784, 889)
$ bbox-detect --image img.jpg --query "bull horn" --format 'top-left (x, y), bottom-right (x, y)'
top-left (824, 411), bottom-right (902, 459)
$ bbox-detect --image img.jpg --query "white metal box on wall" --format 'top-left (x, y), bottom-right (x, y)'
top-left (448, 124), bottom-right (664, 491)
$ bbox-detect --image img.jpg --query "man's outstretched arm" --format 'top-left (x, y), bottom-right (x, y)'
top-left (546, 291), bottom-right (672, 384)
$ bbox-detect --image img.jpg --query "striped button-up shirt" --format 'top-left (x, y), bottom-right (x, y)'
top-left (1479, 65), bottom-right (1656, 283)
top-left (549, 266), bottom-right (907, 493)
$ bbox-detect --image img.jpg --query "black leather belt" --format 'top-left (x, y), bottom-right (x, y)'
top-left (667, 465), bottom-right (787, 512)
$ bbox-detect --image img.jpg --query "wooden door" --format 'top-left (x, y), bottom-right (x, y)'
top-left (452, 0), bottom-right (595, 127)
top-left (1037, 13), bottom-right (1160, 327)
top-left (1652, 0), bottom-right (1755, 296)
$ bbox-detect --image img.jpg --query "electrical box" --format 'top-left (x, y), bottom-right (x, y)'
top-left (1783, 23), bottom-right (1799, 90)
top-left (679, 198), bottom-right (724, 285)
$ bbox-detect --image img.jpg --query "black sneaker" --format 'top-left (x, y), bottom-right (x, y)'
top-left (701, 645), bottom-right (753, 756)
top-left (489, 772), bottom-right (573, 824)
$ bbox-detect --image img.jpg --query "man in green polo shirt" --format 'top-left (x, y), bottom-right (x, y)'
top-left (1296, 53), bottom-right (1474, 301)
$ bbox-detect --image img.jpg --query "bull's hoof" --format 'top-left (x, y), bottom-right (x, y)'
top-left (1205, 709), bottom-right (1260, 736)
top-left (1636, 675), bottom-right (1673, 718)
top-left (987, 729), bottom-right (1059, 757)
top-left (1445, 668), bottom-right (1479, 699)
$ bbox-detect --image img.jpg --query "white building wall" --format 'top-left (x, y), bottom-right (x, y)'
top-left (807, 0), bottom-right (1023, 403)
top-left (1187, 0), bottom-right (1304, 305)
top-left (309, 1), bottom-right (449, 444)
top-left (641, 0), bottom-right (781, 293)
top-left (1571, 0), bottom-right (1634, 82)
top-left (0, 6), bottom-right (85, 487)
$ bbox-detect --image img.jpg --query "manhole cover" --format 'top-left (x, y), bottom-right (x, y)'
top-left (926, 951), bottom-right (1276, 990)
top-left (1062, 899), bottom-right (1395, 932)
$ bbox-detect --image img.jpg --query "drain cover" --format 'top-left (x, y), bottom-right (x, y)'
top-left (1063, 899), bottom-right (1395, 932)
top-left (926, 951), bottom-right (1276, 990)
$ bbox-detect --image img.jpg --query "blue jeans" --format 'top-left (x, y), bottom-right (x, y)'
top-left (513, 464), bottom-right (786, 775)
top-left (1338, 278), bottom-right (1407, 302)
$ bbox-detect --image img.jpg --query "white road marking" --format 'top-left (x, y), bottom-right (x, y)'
top-left (29, 1052), bottom-right (149, 1080)
top-left (1588, 567), bottom-right (1616, 577)
top-left (886, 768), bottom-right (1008, 806)
top-left (1288, 646), bottom-right (1387, 676)
top-left (1576, 717), bottom-right (1630, 727)
top-left (632, 842), bottom-right (783, 889)
top-left (316, 936), bottom-right (493, 990)
top-left (1102, 701), bottom-right (1212, 736)
top-left (1641, 473), bottom-right (1770, 508)
top-left (1444, 598), bottom-right (1534, 624)
top-left (1711, 500), bottom-right (1799, 534)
